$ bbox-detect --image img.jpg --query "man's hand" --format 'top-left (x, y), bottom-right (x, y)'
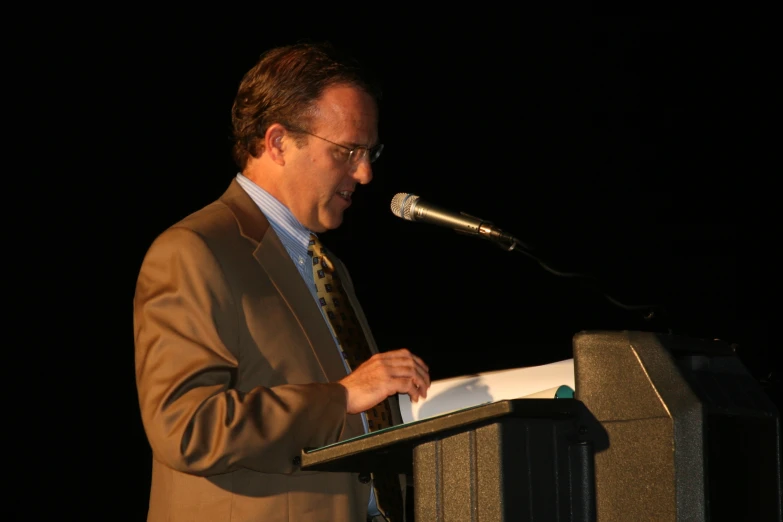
top-left (338, 348), bottom-right (431, 415)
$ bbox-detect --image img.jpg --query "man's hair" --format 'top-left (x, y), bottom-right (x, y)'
top-left (231, 41), bottom-right (382, 170)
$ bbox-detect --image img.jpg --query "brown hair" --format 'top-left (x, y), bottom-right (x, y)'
top-left (231, 41), bottom-right (382, 170)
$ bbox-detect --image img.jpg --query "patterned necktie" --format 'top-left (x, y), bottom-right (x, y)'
top-left (308, 234), bottom-right (404, 522)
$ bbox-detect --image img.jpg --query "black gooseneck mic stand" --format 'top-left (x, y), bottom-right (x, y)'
top-left (454, 212), bottom-right (668, 328)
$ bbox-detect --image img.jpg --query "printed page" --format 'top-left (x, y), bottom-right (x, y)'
top-left (397, 358), bottom-right (576, 423)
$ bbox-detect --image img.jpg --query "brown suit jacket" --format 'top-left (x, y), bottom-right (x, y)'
top-left (134, 179), bottom-right (404, 521)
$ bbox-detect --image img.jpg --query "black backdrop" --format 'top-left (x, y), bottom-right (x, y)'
top-left (111, 15), bottom-right (775, 520)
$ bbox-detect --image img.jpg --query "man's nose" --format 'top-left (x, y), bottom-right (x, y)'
top-left (352, 159), bottom-right (373, 185)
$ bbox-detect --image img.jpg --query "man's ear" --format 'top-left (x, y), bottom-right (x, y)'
top-left (265, 124), bottom-right (287, 165)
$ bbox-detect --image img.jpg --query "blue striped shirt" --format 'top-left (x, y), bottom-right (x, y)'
top-left (235, 174), bottom-right (380, 515)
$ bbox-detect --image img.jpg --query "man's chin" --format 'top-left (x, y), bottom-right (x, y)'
top-left (316, 212), bottom-right (344, 232)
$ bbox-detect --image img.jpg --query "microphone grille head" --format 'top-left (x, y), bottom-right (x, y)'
top-left (390, 193), bottom-right (420, 221)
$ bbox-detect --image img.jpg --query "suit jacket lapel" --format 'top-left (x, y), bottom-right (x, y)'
top-left (219, 179), bottom-right (348, 385)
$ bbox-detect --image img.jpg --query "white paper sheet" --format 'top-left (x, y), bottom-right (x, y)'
top-left (397, 358), bottom-right (575, 423)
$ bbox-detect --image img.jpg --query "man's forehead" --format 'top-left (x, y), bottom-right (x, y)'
top-left (312, 85), bottom-right (378, 138)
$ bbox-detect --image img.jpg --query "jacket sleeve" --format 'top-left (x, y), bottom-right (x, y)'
top-left (133, 226), bottom-right (348, 476)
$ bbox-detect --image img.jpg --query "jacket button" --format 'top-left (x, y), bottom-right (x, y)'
top-left (292, 456), bottom-right (301, 467)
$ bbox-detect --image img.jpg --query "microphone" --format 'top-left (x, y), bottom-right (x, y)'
top-left (390, 193), bottom-right (518, 245)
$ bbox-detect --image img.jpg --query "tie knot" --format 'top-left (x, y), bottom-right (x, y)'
top-left (308, 233), bottom-right (322, 253)
top-left (309, 234), bottom-right (333, 271)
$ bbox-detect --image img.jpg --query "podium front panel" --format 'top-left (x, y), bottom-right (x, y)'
top-left (413, 414), bottom-right (595, 522)
top-left (301, 399), bottom-right (601, 521)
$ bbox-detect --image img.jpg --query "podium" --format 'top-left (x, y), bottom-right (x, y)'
top-left (301, 398), bottom-right (604, 521)
top-left (302, 330), bottom-right (781, 520)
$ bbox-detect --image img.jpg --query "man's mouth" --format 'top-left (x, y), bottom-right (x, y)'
top-left (337, 190), bottom-right (352, 202)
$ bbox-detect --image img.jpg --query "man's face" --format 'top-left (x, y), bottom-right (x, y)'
top-left (282, 84), bottom-right (379, 232)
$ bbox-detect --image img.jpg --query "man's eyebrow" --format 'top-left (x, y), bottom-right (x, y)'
top-left (345, 140), bottom-right (373, 149)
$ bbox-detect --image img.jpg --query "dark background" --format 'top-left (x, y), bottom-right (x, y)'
top-left (107, 15), bottom-right (775, 520)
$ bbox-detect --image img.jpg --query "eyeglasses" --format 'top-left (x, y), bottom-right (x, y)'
top-left (285, 126), bottom-right (384, 165)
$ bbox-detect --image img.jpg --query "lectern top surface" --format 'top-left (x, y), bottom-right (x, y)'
top-left (300, 398), bottom-right (587, 473)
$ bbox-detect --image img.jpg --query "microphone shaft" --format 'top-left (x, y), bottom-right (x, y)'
top-left (412, 201), bottom-right (484, 234)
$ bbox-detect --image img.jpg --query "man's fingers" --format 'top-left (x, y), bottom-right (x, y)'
top-left (359, 349), bottom-right (431, 402)
top-left (379, 349), bottom-right (430, 372)
top-left (411, 378), bottom-right (426, 400)
top-left (377, 353), bottom-right (430, 377)
top-left (412, 354), bottom-right (429, 373)
top-left (386, 354), bottom-right (431, 394)
top-left (385, 364), bottom-right (430, 395)
top-left (396, 376), bottom-right (423, 403)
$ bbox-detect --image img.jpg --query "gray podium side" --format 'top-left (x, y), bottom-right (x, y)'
top-left (574, 330), bottom-right (782, 522)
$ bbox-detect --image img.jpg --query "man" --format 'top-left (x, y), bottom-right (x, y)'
top-left (133, 41), bottom-right (431, 522)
